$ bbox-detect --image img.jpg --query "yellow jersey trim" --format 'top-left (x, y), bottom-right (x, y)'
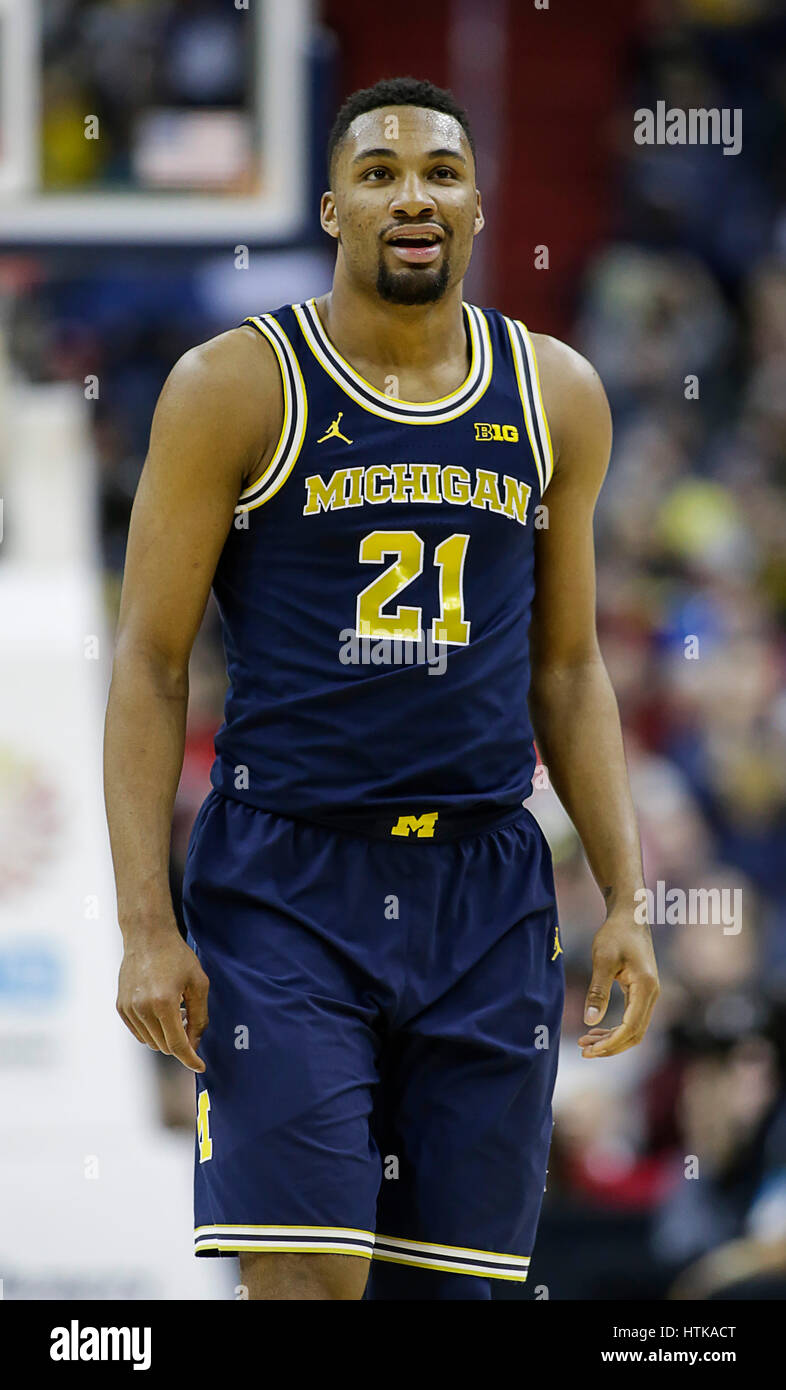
top-left (196, 1241), bottom-right (374, 1258)
top-left (503, 318), bottom-right (545, 497)
top-left (293, 300), bottom-right (493, 424)
top-left (375, 1231), bottom-right (530, 1264)
top-left (236, 315), bottom-right (308, 512)
top-left (521, 323), bottom-right (554, 489)
top-left (514, 319), bottom-right (554, 491)
top-left (194, 1222), bottom-right (374, 1236)
top-left (371, 1251), bottom-right (529, 1282)
top-left (193, 1223), bottom-right (530, 1279)
top-left (194, 1222), bottom-right (376, 1259)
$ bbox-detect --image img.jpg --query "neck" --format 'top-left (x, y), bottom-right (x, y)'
top-left (316, 262), bottom-right (467, 373)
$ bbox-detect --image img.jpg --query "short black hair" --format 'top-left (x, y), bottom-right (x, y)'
top-left (327, 76), bottom-right (475, 181)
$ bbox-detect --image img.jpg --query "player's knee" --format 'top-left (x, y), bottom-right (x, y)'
top-left (238, 1251), bottom-right (369, 1301)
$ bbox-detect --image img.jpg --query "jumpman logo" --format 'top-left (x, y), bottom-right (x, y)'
top-left (551, 922), bottom-right (564, 962)
top-left (317, 411), bottom-right (353, 445)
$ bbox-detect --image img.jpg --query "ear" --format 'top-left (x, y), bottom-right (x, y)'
top-left (320, 191), bottom-right (340, 240)
top-left (474, 189), bottom-right (485, 237)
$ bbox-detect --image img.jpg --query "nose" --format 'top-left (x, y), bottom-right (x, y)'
top-left (389, 172), bottom-right (437, 220)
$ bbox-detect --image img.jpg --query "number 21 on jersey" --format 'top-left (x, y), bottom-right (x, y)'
top-left (356, 530), bottom-right (470, 645)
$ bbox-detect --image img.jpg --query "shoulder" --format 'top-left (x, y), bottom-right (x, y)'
top-left (529, 335), bottom-right (611, 453)
top-left (160, 324), bottom-right (282, 410)
top-left (490, 309), bottom-right (611, 472)
top-left (151, 325), bottom-right (284, 474)
top-left (528, 332), bottom-right (612, 481)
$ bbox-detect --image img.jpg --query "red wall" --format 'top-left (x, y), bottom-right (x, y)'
top-left (321, 0), bottom-right (645, 337)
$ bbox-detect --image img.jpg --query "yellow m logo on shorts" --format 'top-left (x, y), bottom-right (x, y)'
top-left (391, 812), bottom-right (439, 839)
top-left (197, 1089), bottom-right (213, 1163)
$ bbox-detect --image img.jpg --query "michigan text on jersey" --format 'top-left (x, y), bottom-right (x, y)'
top-left (303, 463), bottom-right (533, 524)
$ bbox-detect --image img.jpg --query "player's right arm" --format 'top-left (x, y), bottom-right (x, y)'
top-left (104, 326), bottom-right (282, 1071)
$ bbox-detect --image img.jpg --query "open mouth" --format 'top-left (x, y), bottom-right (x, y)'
top-left (385, 230), bottom-right (443, 263)
top-left (388, 233), bottom-right (440, 247)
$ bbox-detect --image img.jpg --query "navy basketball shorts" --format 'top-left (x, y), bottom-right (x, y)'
top-left (181, 791), bottom-right (564, 1300)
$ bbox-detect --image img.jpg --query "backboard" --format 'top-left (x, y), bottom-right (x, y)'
top-left (0, 0), bottom-right (312, 243)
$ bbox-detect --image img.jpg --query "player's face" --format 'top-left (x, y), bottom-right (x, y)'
top-left (322, 106), bottom-right (484, 305)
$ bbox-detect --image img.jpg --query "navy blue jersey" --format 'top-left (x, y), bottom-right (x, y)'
top-left (209, 299), bottom-right (554, 820)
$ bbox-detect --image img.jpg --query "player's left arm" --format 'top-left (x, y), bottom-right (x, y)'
top-left (528, 335), bottom-right (659, 1058)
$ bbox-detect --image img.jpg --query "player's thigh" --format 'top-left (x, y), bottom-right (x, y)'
top-left (238, 1251), bottom-right (369, 1301)
top-left (372, 900), bottom-right (564, 1282)
top-left (184, 799), bottom-right (386, 1257)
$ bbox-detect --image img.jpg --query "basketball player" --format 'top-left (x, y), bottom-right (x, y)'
top-left (104, 78), bottom-right (659, 1301)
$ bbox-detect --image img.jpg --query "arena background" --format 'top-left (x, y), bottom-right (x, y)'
top-left (1, 0), bottom-right (785, 1301)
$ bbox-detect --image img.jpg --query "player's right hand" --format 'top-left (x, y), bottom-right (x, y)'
top-left (116, 928), bottom-right (209, 1073)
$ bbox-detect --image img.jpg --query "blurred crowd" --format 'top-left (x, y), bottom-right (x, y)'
top-left (527, 5), bottom-right (786, 1301)
top-left (1, 0), bottom-right (785, 1299)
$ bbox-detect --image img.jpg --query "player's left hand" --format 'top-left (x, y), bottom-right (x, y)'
top-left (577, 908), bottom-right (659, 1058)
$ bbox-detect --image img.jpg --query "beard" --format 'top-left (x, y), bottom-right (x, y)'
top-left (376, 255), bottom-right (451, 305)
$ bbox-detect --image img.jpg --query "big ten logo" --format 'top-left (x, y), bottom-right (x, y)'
top-left (474, 423), bottom-right (519, 443)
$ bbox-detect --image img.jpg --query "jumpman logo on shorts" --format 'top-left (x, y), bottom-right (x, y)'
top-left (551, 922), bottom-right (563, 961)
top-left (317, 411), bottom-right (353, 445)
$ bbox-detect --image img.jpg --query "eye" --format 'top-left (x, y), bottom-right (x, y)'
top-left (362, 166), bottom-right (391, 181)
top-left (432, 166), bottom-right (459, 179)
